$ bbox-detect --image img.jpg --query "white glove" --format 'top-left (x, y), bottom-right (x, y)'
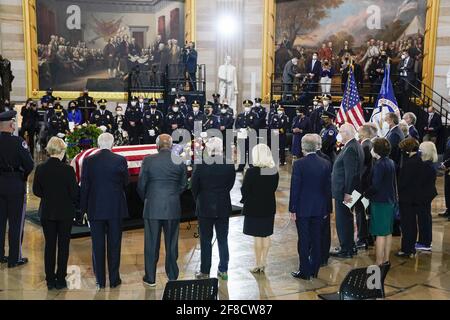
top-left (99, 125), bottom-right (107, 132)
top-left (57, 133), bottom-right (65, 138)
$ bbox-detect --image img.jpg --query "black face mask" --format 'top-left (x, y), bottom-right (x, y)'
top-left (100, 105), bottom-right (106, 110)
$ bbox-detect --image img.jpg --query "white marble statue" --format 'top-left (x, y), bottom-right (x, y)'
top-left (218, 55), bottom-right (238, 114)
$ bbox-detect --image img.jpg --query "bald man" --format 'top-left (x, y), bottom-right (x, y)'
top-left (137, 134), bottom-right (187, 287)
top-left (330, 124), bottom-right (364, 258)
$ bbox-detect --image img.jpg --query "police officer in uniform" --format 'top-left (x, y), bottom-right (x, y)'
top-left (268, 106), bottom-right (289, 165)
top-left (165, 103), bottom-right (185, 137)
top-left (212, 93), bottom-right (221, 115)
top-left (124, 97), bottom-right (143, 144)
top-left (19, 100), bottom-right (39, 157)
top-left (48, 104), bottom-right (69, 138)
top-left (77, 89), bottom-right (96, 123)
top-left (0, 110), bottom-right (34, 267)
top-left (309, 96), bottom-right (324, 134)
top-left (268, 100), bottom-right (280, 126)
top-left (322, 94), bottom-right (335, 115)
top-left (203, 103), bottom-right (219, 132)
top-left (291, 106), bottom-right (311, 158)
top-left (178, 96), bottom-right (192, 117)
top-left (142, 98), bottom-right (164, 144)
top-left (185, 100), bottom-right (206, 136)
top-left (218, 103), bottom-right (234, 149)
top-left (113, 105), bottom-right (129, 146)
top-left (40, 88), bottom-right (55, 106)
top-left (319, 110), bottom-right (337, 162)
top-left (252, 98), bottom-right (267, 135)
top-left (90, 99), bottom-right (114, 133)
top-left (235, 100), bottom-right (259, 172)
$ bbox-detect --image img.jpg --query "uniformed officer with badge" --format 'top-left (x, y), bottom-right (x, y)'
top-left (178, 96), bottom-right (192, 117)
top-left (77, 89), bottom-right (96, 123)
top-left (322, 94), bottom-right (335, 115)
top-left (40, 88), bottom-right (56, 106)
top-left (90, 99), bottom-right (114, 133)
top-left (235, 100), bottom-right (259, 172)
top-left (203, 103), bottom-right (220, 132)
top-left (268, 105), bottom-right (290, 165)
top-left (319, 110), bottom-right (338, 162)
top-left (252, 98), bottom-right (267, 133)
top-left (309, 95), bottom-right (324, 134)
top-left (165, 103), bottom-right (185, 136)
top-left (0, 110), bottom-right (34, 268)
top-left (142, 98), bottom-right (164, 144)
top-left (268, 100), bottom-right (280, 125)
top-left (125, 97), bottom-right (143, 145)
top-left (48, 104), bottom-right (69, 138)
top-left (212, 93), bottom-right (221, 115)
top-left (113, 105), bottom-right (129, 146)
top-left (185, 100), bottom-right (207, 136)
top-left (19, 100), bottom-right (39, 157)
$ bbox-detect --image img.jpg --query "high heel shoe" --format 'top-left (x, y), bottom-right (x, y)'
top-left (259, 266), bottom-right (266, 273)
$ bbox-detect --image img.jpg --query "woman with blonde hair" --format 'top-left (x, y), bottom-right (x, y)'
top-left (241, 144), bottom-right (279, 273)
top-left (33, 137), bottom-right (79, 290)
top-left (416, 142), bottom-right (438, 252)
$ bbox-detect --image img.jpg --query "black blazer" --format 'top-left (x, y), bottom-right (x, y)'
top-left (360, 139), bottom-right (373, 192)
top-left (80, 149), bottom-right (129, 220)
top-left (398, 153), bottom-right (425, 205)
top-left (33, 157), bottom-right (79, 220)
top-left (191, 160), bottom-right (236, 218)
top-left (420, 161), bottom-right (438, 204)
top-left (425, 113), bottom-right (442, 136)
top-left (241, 167), bottom-right (279, 218)
top-left (386, 125), bottom-right (405, 168)
top-left (306, 59), bottom-right (322, 82)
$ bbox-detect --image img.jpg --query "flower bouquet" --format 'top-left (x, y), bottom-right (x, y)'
top-left (65, 124), bottom-right (103, 160)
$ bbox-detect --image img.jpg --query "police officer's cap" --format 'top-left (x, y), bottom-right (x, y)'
top-left (98, 98), bottom-right (107, 104)
top-left (46, 88), bottom-right (53, 92)
top-left (255, 98), bottom-right (262, 103)
top-left (322, 94), bottom-right (332, 101)
top-left (131, 96), bottom-right (138, 101)
top-left (221, 103), bottom-right (229, 109)
top-left (55, 104), bottom-right (63, 110)
top-left (321, 110), bottom-right (336, 119)
top-left (243, 100), bottom-right (253, 107)
top-left (192, 100), bottom-right (200, 107)
top-left (69, 100), bottom-right (78, 106)
top-left (277, 106), bottom-right (285, 111)
top-left (313, 96), bottom-right (321, 102)
top-left (212, 93), bottom-right (220, 98)
top-left (55, 97), bottom-right (62, 101)
top-left (148, 98), bottom-right (158, 105)
top-left (0, 110), bottom-right (16, 122)
top-left (206, 101), bottom-right (214, 107)
top-left (205, 104), bottom-right (213, 109)
top-left (296, 106), bottom-right (307, 114)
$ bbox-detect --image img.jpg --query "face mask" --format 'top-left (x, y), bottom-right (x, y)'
top-left (296, 112), bottom-right (301, 116)
top-left (336, 133), bottom-right (343, 144)
top-left (355, 132), bottom-right (360, 141)
top-left (193, 107), bottom-right (199, 113)
top-left (131, 101), bottom-right (137, 107)
top-left (116, 110), bottom-right (123, 115)
top-left (323, 101), bottom-right (329, 106)
top-left (221, 109), bottom-right (227, 114)
top-left (313, 101), bottom-right (318, 106)
top-left (401, 54), bottom-right (406, 59)
top-left (100, 105), bottom-right (106, 110)
top-left (313, 55), bottom-right (318, 60)
top-left (277, 111), bottom-right (283, 115)
top-left (173, 107), bottom-right (179, 112)
top-left (180, 101), bottom-right (186, 105)
top-left (244, 107), bottom-right (251, 113)
top-left (256, 103), bottom-right (261, 107)
top-left (206, 109), bottom-right (212, 115)
top-left (151, 105), bottom-right (157, 109)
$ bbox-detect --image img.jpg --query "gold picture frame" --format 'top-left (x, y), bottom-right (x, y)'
top-left (261, 0), bottom-right (440, 102)
top-left (23, 0), bottom-right (196, 101)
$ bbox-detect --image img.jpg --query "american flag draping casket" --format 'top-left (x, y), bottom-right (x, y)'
top-left (71, 144), bottom-right (159, 182)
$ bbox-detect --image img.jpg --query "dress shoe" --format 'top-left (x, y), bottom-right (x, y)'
top-left (47, 282), bottom-right (56, 290)
top-left (395, 251), bottom-right (416, 258)
top-left (291, 271), bottom-right (310, 280)
top-left (110, 279), bottom-right (122, 288)
top-left (8, 257), bottom-right (28, 268)
top-left (330, 250), bottom-right (353, 259)
top-left (55, 281), bottom-right (68, 290)
top-left (0, 256), bottom-right (7, 264)
top-left (143, 277), bottom-right (156, 287)
top-left (438, 210), bottom-right (449, 217)
top-left (195, 271), bottom-right (210, 279)
top-left (96, 283), bottom-right (106, 290)
top-left (356, 240), bottom-right (369, 250)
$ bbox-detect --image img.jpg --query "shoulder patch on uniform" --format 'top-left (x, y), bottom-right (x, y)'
top-left (329, 131), bottom-right (335, 136)
top-left (22, 140), bottom-right (29, 149)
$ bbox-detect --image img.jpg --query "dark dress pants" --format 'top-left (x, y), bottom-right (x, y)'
top-left (279, 133), bottom-right (286, 164)
top-left (418, 202), bottom-right (432, 247)
top-left (90, 219), bottom-right (123, 286)
top-left (334, 200), bottom-right (355, 253)
top-left (354, 200), bottom-right (369, 242)
top-left (446, 174), bottom-right (450, 211)
top-left (321, 214), bottom-right (331, 264)
top-left (0, 193), bottom-right (25, 264)
top-left (296, 216), bottom-right (322, 277)
top-left (41, 219), bottom-right (72, 284)
top-left (144, 219), bottom-right (180, 283)
top-left (399, 202), bottom-right (418, 254)
top-left (198, 217), bottom-right (229, 274)
top-left (237, 138), bottom-right (250, 172)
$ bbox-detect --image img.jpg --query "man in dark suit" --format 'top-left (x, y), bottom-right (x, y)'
top-left (137, 134), bottom-right (187, 287)
top-left (385, 112), bottom-right (405, 171)
top-left (305, 52), bottom-right (322, 95)
top-left (184, 41), bottom-right (198, 91)
top-left (331, 124), bottom-right (364, 258)
top-left (402, 112), bottom-right (420, 141)
top-left (290, 134), bottom-right (332, 280)
top-left (80, 133), bottom-right (129, 289)
top-left (191, 137), bottom-right (236, 280)
top-left (354, 125), bottom-right (376, 249)
top-left (398, 50), bottom-right (415, 109)
top-left (423, 106), bottom-right (442, 144)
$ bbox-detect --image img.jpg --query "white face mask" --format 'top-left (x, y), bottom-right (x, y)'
top-left (244, 107), bottom-right (251, 113)
top-left (313, 55), bottom-right (318, 60)
top-left (220, 109), bottom-right (227, 114)
top-left (131, 101), bottom-right (137, 107)
top-left (173, 107), bottom-right (179, 112)
top-left (313, 101), bottom-right (318, 106)
top-left (336, 133), bottom-right (343, 144)
top-left (256, 103), bottom-right (261, 107)
top-left (277, 111), bottom-right (283, 115)
top-left (401, 54), bottom-right (406, 60)
top-left (193, 107), bottom-right (199, 113)
top-left (323, 101), bottom-right (329, 106)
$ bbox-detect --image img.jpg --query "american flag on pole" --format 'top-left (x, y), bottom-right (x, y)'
top-left (336, 66), bottom-right (366, 129)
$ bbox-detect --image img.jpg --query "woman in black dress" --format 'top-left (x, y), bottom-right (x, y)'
top-left (241, 144), bottom-right (279, 273)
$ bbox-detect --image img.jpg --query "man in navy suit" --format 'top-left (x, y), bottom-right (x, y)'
top-left (81, 133), bottom-right (129, 289)
top-left (305, 52), bottom-right (322, 96)
top-left (402, 112), bottom-right (420, 141)
top-left (184, 41), bottom-right (198, 91)
top-left (289, 134), bottom-right (332, 280)
top-left (423, 106), bottom-right (442, 144)
top-left (385, 112), bottom-right (405, 171)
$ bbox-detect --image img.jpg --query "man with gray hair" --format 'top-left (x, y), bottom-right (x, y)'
top-left (191, 137), bottom-right (236, 280)
top-left (138, 134), bottom-right (187, 287)
top-left (289, 134), bottom-right (332, 280)
top-left (402, 112), bottom-right (419, 141)
top-left (331, 124), bottom-right (364, 258)
top-left (81, 132), bottom-right (129, 289)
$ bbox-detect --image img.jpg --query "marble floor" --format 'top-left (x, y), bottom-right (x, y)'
top-left (1, 159), bottom-right (450, 300)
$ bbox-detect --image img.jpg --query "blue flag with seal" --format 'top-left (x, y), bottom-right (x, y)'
top-left (370, 63), bottom-right (400, 137)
